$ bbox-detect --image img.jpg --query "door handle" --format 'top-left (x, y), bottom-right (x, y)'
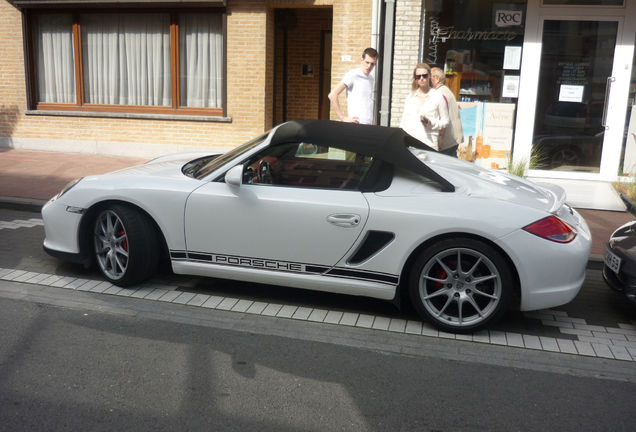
top-left (326, 214), bottom-right (361, 227)
top-left (602, 76), bottom-right (615, 129)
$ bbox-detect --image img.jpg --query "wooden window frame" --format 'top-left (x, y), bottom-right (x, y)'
top-left (26, 7), bottom-right (226, 117)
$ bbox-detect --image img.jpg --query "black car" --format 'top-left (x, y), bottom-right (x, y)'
top-left (604, 194), bottom-right (636, 305)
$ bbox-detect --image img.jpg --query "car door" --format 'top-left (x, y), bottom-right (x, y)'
top-left (183, 142), bottom-right (372, 268)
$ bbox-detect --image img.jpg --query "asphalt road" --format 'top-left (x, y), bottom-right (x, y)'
top-left (1, 284), bottom-right (635, 432)
top-left (1, 205), bottom-right (636, 430)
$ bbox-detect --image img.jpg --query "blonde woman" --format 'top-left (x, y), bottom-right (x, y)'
top-left (400, 63), bottom-right (449, 150)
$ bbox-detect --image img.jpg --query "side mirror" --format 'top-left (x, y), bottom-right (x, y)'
top-left (225, 165), bottom-right (243, 187)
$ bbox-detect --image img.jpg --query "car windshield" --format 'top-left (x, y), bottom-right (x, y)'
top-left (193, 133), bottom-right (269, 179)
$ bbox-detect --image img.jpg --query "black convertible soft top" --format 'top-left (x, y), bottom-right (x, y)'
top-left (270, 120), bottom-right (455, 192)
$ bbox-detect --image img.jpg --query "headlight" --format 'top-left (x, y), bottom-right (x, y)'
top-left (54, 177), bottom-right (83, 200)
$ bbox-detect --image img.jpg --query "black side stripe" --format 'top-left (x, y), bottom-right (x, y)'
top-left (326, 268), bottom-right (399, 284)
top-left (169, 250), bottom-right (398, 285)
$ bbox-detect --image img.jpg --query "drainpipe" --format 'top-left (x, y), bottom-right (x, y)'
top-left (379, 0), bottom-right (395, 126)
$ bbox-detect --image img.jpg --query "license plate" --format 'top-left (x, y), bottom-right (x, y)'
top-left (605, 249), bottom-right (621, 274)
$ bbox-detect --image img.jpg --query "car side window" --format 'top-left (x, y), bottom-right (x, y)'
top-left (243, 142), bottom-right (374, 190)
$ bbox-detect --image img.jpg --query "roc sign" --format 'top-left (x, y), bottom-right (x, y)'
top-left (495, 10), bottom-right (523, 27)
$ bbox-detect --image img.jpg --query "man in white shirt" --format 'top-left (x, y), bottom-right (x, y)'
top-left (328, 48), bottom-right (378, 125)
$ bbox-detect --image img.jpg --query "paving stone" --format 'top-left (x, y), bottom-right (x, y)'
top-left (388, 318), bottom-right (407, 333)
top-left (63, 278), bottom-right (89, 290)
top-left (307, 309), bottom-right (328, 323)
top-left (13, 271), bottom-right (39, 282)
top-left (339, 312), bottom-right (359, 326)
top-left (201, 295), bottom-right (224, 309)
top-left (578, 335), bottom-right (625, 345)
top-left (574, 341), bottom-right (596, 356)
top-left (591, 331), bottom-right (627, 341)
top-left (245, 301), bottom-right (268, 315)
top-left (541, 319), bottom-right (573, 328)
top-left (420, 322), bottom-right (438, 337)
top-left (103, 286), bottom-right (125, 296)
top-left (187, 294), bottom-right (211, 307)
top-left (472, 330), bottom-right (490, 344)
top-left (489, 330), bottom-right (507, 345)
top-left (216, 297), bottom-right (239, 310)
top-left (4, 270), bottom-right (27, 280)
top-left (405, 320), bottom-right (423, 335)
top-left (276, 305), bottom-right (297, 318)
top-left (77, 280), bottom-right (101, 291)
top-left (574, 323), bottom-right (608, 332)
top-left (143, 289), bottom-right (170, 300)
top-left (291, 307), bottom-right (312, 320)
top-left (505, 332), bottom-right (524, 348)
top-left (90, 281), bottom-right (113, 293)
top-left (556, 339), bottom-right (578, 354)
top-left (522, 334), bottom-right (541, 350)
top-left (24, 273), bottom-right (50, 284)
top-left (261, 303), bottom-right (283, 316)
top-left (539, 337), bottom-right (560, 352)
top-left (438, 331), bottom-right (456, 339)
top-left (39, 275), bottom-right (63, 286)
top-left (372, 316), bottom-right (390, 331)
top-left (50, 277), bottom-right (77, 288)
top-left (609, 345), bottom-right (634, 361)
top-left (592, 343), bottom-right (615, 359)
top-left (558, 327), bottom-right (593, 337)
top-left (606, 327), bottom-right (636, 336)
top-left (157, 290), bottom-right (182, 302)
top-left (324, 310), bottom-right (343, 324)
top-left (355, 314), bottom-right (374, 328)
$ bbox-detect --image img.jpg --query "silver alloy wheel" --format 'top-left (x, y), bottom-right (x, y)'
top-left (94, 209), bottom-right (129, 280)
top-left (418, 247), bottom-right (502, 328)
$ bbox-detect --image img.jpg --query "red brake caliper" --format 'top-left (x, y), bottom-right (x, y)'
top-left (119, 230), bottom-right (128, 252)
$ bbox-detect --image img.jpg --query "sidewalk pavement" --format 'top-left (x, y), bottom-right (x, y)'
top-left (0, 147), bottom-right (630, 263)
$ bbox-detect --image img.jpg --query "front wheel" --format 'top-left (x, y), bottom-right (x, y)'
top-left (408, 238), bottom-right (513, 333)
top-left (93, 205), bottom-right (159, 286)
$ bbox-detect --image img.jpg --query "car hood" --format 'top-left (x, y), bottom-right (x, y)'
top-left (102, 153), bottom-right (218, 179)
top-left (419, 151), bottom-right (566, 213)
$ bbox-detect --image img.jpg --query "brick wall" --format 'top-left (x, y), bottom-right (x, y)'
top-left (330, 0), bottom-right (374, 121)
top-left (389, 0), bottom-right (422, 127)
top-left (274, 8), bottom-right (332, 123)
top-left (0, 0), bottom-right (373, 157)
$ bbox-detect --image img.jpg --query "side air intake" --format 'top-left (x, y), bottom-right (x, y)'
top-left (347, 231), bottom-right (395, 264)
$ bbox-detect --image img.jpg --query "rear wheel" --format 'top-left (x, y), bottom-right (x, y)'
top-left (409, 238), bottom-right (513, 333)
top-left (93, 205), bottom-right (159, 286)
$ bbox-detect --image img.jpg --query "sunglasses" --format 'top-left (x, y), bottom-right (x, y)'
top-left (415, 74), bottom-right (429, 79)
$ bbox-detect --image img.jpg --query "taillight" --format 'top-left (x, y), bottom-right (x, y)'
top-left (522, 216), bottom-right (576, 243)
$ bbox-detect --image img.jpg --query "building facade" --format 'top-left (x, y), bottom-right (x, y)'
top-left (390, 0), bottom-right (636, 191)
top-left (0, 0), bottom-right (375, 157)
top-left (2, 0), bottom-right (635, 194)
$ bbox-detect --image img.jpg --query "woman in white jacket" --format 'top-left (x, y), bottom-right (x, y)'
top-left (400, 63), bottom-right (449, 150)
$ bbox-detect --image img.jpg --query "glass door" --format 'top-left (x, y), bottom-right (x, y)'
top-left (531, 19), bottom-right (618, 173)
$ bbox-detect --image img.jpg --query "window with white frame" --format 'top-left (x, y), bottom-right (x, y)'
top-left (29, 9), bottom-right (225, 115)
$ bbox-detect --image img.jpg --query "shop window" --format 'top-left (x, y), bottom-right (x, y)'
top-left (422, 0), bottom-right (526, 170)
top-left (28, 9), bottom-right (225, 116)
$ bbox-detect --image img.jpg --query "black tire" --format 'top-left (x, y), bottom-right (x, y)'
top-left (93, 204), bottom-right (160, 286)
top-left (408, 237), bottom-right (513, 333)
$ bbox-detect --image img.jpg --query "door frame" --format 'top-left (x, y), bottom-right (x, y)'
top-left (513, 0), bottom-right (636, 181)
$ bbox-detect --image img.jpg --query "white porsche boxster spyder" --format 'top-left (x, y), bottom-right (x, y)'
top-left (42, 120), bottom-right (591, 332)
